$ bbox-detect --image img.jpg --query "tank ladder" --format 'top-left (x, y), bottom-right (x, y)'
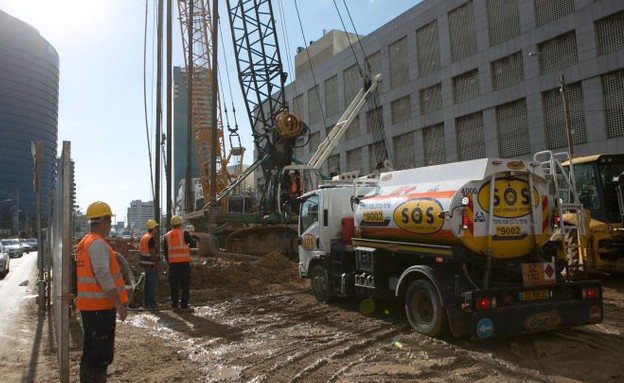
top-left (533, 150), bottom-right (586, 275)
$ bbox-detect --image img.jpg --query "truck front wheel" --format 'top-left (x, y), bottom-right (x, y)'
top-left (310, 265), bottom-right (332, 303)
top-left (405, 279), bottom-right (448, 337)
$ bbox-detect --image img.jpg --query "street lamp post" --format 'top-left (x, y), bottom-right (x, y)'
top-left (559, 75), bottom-right (574, 159)
top-left (529, 51), bottom-right (575, 159)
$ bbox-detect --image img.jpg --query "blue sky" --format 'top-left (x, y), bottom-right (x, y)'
top-left (0, 0), bottom-right (418, 224)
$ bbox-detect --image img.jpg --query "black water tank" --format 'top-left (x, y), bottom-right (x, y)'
top-left (0, 10), bottom-right (59, 235)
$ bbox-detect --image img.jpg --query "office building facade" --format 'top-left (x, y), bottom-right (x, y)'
top-left (282, 0), bottom-right (624, 181)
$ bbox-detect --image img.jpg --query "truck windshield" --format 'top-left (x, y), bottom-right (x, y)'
top-left (299, 195), bottom-right (319, 233)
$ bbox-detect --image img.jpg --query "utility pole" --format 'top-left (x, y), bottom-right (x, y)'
top-left (166, 0), bottom-right (173, 229)
top-left (185, 0), bottom-right (194, 214)
top-left (559, 75), bottom-right (574, 159)
top-left (155, 0), bottom-right (164, 226)
top-left (210, 0), bottom-right (218, 208)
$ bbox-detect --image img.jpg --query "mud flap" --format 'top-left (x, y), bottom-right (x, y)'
top-left (446, 307), bottom-right (471, 338)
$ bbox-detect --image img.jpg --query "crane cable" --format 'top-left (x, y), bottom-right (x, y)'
top-left (217, 17), bottom-right (242, 152)
top-left (334, 0), bottom-right (391, 169)
top-left (143, 0), bottom-right (156, 201)
top-left (293, 0), bottom-right (328, 133)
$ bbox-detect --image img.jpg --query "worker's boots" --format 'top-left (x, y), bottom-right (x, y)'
top-left (80, 365), bottom-right (107, 383)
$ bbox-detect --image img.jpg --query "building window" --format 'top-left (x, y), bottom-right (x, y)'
top-left (308, 86), bottom-right (321, 125)
top-left (449, 1), bottom-right (477, 62)
top-left (368, 141), bottom-right (387, 173)
top-left (534, 0), bottom-right (574, 27)
top-left (487, 0), bottom-right (520, 46)
top-left (416, 20), bottom-right (441, 76)
top-left (423, 123), bottom-right (446, 166)
top-left (391, 96), bottom-right (411, 125)
top-left (491, 52), bottom-right (524, 90)
top-left (456, 112), bottom-right (486, 161)
top-left (595, 11), bottom-right (624, 56)
top-left (389, 37), bottom-right (409, 89)
top-left (343, 64), bottom-right (359, 108)
top-left (324, 76), bottom-right (338, 117)
top-left (308, 131), bottom-right (320, 154)
top-left (292, 94), bottom-right (304, 119)
top-left (366, 52), bottom-right (384, 92)
top-left (602, 69), bottom-right (624, 138)
top-left (420, 83), bottom-right (442, 114)
top-left (496, 99), bottom-right (531, 158)
top-left (537, 31), bottom-right (578, 75)
top-left (542, 82), bottom-right (587, 149)
top-left (366, 106), bottom-right (383, 135)
top-left (393, 132), bottom-right (415, 169)
top-left (453, 69), bottom-right (480, 104)
top-left (345, 115), bottom-right (360, 140)
top-left (346, 147), bottom-right (362, 173)
top-left (327, 154), bottom-right (340, 177)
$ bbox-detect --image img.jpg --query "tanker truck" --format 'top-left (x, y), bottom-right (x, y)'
top-left (297, 156), bottom-right (603, 339)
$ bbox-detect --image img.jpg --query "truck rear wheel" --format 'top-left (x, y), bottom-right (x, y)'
top-left (405, 279), bottom-right (447, 337)
top-left (310, 265), bottom-right (332, 303)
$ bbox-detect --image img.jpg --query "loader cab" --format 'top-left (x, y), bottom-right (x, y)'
top-left (568, 154), bottom-right (624, 224)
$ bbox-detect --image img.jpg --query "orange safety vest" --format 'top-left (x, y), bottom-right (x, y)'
top-left (165, 228), bottom-right (191, 263)
top-left (76, 233), bottom-right (128, 311)
top-left (139, 233), bottom-right (156, 267)
top-left (290, 175), bottom-right (302, 196)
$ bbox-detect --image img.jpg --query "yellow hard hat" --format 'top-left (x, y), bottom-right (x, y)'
top-left (86, 201), bottom-right (113, 219)
top-left (171, 215), bottom-right (183, 226)
top-left (146, 219), bottom-right (158, 230)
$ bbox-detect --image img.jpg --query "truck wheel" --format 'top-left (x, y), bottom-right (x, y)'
top-left (310, 265), bottom-right (332, 303)
top-left (405, 279), bottom-right (448, 337)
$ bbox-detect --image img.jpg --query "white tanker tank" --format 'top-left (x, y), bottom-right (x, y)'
top-left (354, 158), bottom-right (554, 259)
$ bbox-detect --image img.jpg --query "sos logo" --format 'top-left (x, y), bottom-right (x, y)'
top-left (477, 178), bottom-right (538, 218)
top-left (393, 197), bottom-right (444, 234)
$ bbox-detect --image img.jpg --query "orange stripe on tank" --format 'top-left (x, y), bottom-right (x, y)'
top-left (466, 195), bottom-right (474, 234)
top-left (360, 226), bottom-right (455, 238)
top-left (365, 190), bottom-right (456, 201)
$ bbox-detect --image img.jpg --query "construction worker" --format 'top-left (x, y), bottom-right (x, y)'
top-left (75, 201), bottom-right (128, 383)
top-left (164, 215), bottom-right (195, 311)
top-left (139, 219), bottom-right (160, 308)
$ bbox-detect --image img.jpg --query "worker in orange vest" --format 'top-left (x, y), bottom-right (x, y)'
top-left (140, 219), bottom-right (160, 308)
top-left (75, 201), bottom-right (128, 383)
top-left (164, 215), bottom-right (195, 311)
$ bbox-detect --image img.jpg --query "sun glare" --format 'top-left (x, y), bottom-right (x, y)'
top-left (3, 0), bottom-right (112, 40)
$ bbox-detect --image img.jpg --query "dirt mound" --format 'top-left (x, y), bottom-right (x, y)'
top-left (127, 251), bottom-right (307, 307)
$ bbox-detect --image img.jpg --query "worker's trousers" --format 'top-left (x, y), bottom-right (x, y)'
top-left (80, 309), bottom-right (116, 382)
top-left (168, 262), bottom-right (190, 308)
top-left (143, 267), bottom-right (158, 307)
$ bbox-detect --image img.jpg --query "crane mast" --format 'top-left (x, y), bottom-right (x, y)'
top-left (226, 0), bottom-right (305, 214)
top-left (177, 0), bottom-right (243, 210)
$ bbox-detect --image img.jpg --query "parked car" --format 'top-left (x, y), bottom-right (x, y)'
top-left (0, 243), bottom-right (9, 278)
top-left (26, 238), bottom-right (38, 251)
top-left (1, 239), bottom-right (23, 258)
top-left (20, 239), bottom-right (32, 254)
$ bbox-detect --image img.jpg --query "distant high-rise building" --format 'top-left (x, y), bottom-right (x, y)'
top-left (0, 10), bottom-right (59, 236)
top-left (126, 200), bottom-right (155, 234)
top-left (173, 66), bottom-right (199, 210)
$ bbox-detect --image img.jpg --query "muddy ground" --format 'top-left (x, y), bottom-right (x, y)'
top-left (2, 252), bottom-right (624, 382)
